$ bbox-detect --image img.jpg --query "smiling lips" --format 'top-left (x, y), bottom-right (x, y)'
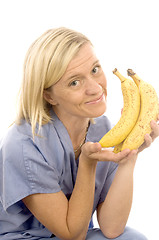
top-left (85, 93), bottom-right (105, 105)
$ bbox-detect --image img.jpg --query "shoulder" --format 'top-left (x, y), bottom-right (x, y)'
top-left (0, 123), bottom-right (25, 156)
top-left (0, 122), bottom-right (61, 211)
top-left (0, 119), bottom-right (61, 177)
top-left (0, 119), bottom-right (65, 172)
top-left (0, 119), bottom-right (58, 151)
top-left (0, 121), bottom-right (41, 163)
top-left (0, 123), bottom-right (33, 180)
top-left (94, 115), bottom-right (111, 130)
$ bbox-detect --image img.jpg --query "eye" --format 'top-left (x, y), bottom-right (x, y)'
top-left (69, 80), bottom-right (80, 87)
top-left (92, 65), bottom-right (100, 74)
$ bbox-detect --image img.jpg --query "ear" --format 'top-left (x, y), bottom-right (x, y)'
top-left (43, 90), bottom-right (57, 105)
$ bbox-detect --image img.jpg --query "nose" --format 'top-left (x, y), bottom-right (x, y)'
top-left (85, 77), bottom-right (103, 95)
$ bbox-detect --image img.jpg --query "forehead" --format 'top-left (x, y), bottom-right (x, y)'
top-left (65, 43), bottom-right (97, 75)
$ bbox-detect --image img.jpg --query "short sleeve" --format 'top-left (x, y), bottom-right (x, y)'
top-left (98, 162), bottom-right (118, 205)
top-left (0, 136), bottom-right (61, 212)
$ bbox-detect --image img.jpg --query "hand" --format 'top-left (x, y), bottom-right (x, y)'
top-left (138, 115), bottom-right (159, 152)
top-left (81, 142), bottom-right (137, 165)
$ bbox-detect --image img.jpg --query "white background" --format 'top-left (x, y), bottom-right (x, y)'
top-left (0, 0), bottom-right (159, 239)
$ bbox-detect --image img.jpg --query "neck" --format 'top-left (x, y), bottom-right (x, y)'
top-left (66, 118), bottom-right (90, 146)
top-left (53, 108), bottom-right (90, 151)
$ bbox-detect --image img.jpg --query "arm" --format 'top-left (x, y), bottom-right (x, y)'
top-left (22, 144), bottom-right (131, 240)
top-left (97, 150), bottom-right (137, 239)
top-left (23, 155), bottom-right (97, 240)
top-left (97, 118), bottom-right (159, 239)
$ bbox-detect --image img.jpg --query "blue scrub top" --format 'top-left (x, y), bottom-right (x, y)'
top-left (0, 111), bottom-right (118, 239)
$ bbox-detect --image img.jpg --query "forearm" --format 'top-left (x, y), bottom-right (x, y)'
top-left (97, 159), bottom-right (136, 238)
top-left (66, 157), bottom-right (97, 239)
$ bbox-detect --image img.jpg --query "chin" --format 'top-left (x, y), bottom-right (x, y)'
top-left (90, 106), bottom-right (107, 118)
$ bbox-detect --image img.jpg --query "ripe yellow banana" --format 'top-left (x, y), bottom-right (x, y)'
top-left (120, 69), bottom-right (159, 151)
top-left (99, 68), bottom-right (140, 148)
top-left (113, 141), bottom-right (123, 153)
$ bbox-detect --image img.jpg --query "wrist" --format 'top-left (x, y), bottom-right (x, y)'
top-left (118, 158), bottom-right (137, 174)
top-left (79, 153), bottom-right (98, 170)
top-left (79, 142), bottom-right (100, 168)
top-left (118, 150), bottom-right (138, 167)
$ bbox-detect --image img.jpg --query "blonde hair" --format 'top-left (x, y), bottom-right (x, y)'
top-left (16, 27), bottom-right (91, 137)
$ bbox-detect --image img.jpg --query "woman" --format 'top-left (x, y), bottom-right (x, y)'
top-left (0, 27), bottom-right (158, 240)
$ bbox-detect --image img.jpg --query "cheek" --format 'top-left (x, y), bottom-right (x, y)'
top-left (67, 93), bottom-right (84, 105)
top-left (103, 75), bottom-right (107, 87)
top-left (100, 75), bottom-right (107, 90)
top-left (58, 91), bottom-right (83, 106)
top-left (52, 87), bottom-right (69, 104)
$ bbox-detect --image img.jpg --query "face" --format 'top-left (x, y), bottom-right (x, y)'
top-left (44, 43), bottom-right (107, 121)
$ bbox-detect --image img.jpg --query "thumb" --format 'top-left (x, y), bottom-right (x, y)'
top-left (81, 142), bottom-right (101, 157)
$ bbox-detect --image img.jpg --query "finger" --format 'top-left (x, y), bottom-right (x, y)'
top-left (138, 133), bottom-right (152, 152)
top-left (144, 133), bottom-right (152, 147)
top-left (110, 148), bottom-right (131, 162)
top-left (82, 142), bottom-right (101, 156)
top-left (150, 120), bottom-right (159, 140)
top-left (90, 147), bottom-right (131, 163)
top-left (119, 149), bottom-right (138, 164)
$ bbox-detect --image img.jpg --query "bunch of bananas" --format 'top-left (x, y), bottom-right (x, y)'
top-left (99, 68), bottom-right (159, 152)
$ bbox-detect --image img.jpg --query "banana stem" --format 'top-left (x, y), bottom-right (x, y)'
top-left (113, 68), bottom-right (127, 83)
top-left (127, 69), bottom-right (136, 76)
top-left (127, 69), bottom-right (141, 86)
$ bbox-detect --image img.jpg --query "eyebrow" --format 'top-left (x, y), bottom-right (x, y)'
top-left (66, 60), bottom-right (100, 82)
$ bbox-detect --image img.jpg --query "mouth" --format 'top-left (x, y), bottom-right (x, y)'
top-left (85, 93), bottom-right (105, 105)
